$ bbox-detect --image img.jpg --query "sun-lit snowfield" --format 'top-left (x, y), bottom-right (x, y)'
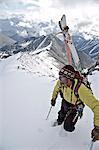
top-left (0, 54), bottom-right (99, 150)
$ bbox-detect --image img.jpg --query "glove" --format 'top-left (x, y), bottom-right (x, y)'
top-left (76, 103), bottom-right (85, 118)
top-left (51, 99), bottom-right (56, 106)
top-left (91, 126), bottom-right (99, 142)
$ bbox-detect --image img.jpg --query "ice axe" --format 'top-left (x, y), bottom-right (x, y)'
top-left (89, 134), bottom-right (97, 150)
top-left (46, 106), bottom-right (52, 120)
top-left (89, 140), bottom-right (94, 150)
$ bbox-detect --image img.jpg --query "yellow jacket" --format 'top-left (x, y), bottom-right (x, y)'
top-left (51, 80), bottom-right (99, 127)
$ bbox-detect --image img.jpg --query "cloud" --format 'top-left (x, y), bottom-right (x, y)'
top-left (0, 0), bottom-right (99, 9)
top-left (76, 20), bottom-right (92, 28)
top-left (0, 0), bottom-right (40, 8)
top-left (50, 0), bottom-right (99, 8)
top-left (0, 0), bottom-right (15, 3)
top-left (0, 0), bottom-right (99, 22)
top-left (0, 0), bottom-right (40, 13)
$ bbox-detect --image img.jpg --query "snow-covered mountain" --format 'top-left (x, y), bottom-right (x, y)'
top-left (72, 34), bottom-right (99, 59)
top-left (0, 53), bottom-right (99, 150)
top-left (0, 32), bottom-right (16, 49)
top-left (0, 17), bottom-right (58, 39)
top-left (0, 34), bottom-right (66, 67)
top-left (0, 16), bottom-right (99, 70)
top-left (0, 33), bottom-right (96, 69)
top-left (0, 16), bottom-right (99, 150)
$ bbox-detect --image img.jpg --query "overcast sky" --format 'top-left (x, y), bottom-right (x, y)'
top-left (0, 0), bottom-right (99, 23)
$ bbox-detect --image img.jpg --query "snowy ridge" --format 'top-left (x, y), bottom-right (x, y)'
top-left (73, 35), bottom-right (99, 59)
top-left (19, 41), bottom-right (32, 48)
top-left (0, 54), bottom-right (99, 150)
top-left (17, 51), bottom-right (59, 79)
top-left (31, 39), bottom-right (52, 55)
top-left (0, 12), bottom-right (99, 150)
top-left (0, 16), bottom-right (99, 60)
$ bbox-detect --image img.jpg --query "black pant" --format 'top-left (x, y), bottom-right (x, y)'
top-left (57, 99), bottom-right (78, 132)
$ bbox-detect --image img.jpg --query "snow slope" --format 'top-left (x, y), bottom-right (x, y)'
top-left (0, 32), bottom-right (16, 48)
top-left (0, 54), bottom-right (99, 150)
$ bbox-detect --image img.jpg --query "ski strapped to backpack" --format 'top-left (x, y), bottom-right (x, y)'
top-left (59, 20), bottom-right (72, 65)
top-left (58, 14), bottom-right (80, 69)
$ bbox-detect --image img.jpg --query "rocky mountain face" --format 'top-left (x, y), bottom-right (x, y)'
top-left (0, 17), bottom-right (99, 70)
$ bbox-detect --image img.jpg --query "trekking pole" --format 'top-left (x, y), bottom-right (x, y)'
top-left (72, 112), bottom-right (79, 123)
top-left (89, 140), bottom-right (94, 150)
top-left (46, 106), bottom-right (52, 120)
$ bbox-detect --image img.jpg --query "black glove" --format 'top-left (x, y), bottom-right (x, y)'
top-left (91, 126), bottom-right (99, 142)
top-left (51, 99), bottom-right (56, 106)
top-left (76, 103), bottom-right (85, 118)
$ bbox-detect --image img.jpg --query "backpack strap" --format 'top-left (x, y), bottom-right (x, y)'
top-left (74, 71), bottom-right (83, 97)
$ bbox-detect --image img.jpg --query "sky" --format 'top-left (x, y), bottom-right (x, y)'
top-left (0, 0), bottom-right (99, 38)
top-left (0, 0), bottom-right (99, 22)
top-left (0, 52), bottom-right (99, 150)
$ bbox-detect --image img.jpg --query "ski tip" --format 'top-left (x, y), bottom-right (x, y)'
top-left (61, 14), bottom-right (66, 19)
top-left (63, 14), bottom-right (66, 17)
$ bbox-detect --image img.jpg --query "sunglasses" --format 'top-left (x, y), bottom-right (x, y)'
top-left (59, 69), bottom-right (75, 79)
